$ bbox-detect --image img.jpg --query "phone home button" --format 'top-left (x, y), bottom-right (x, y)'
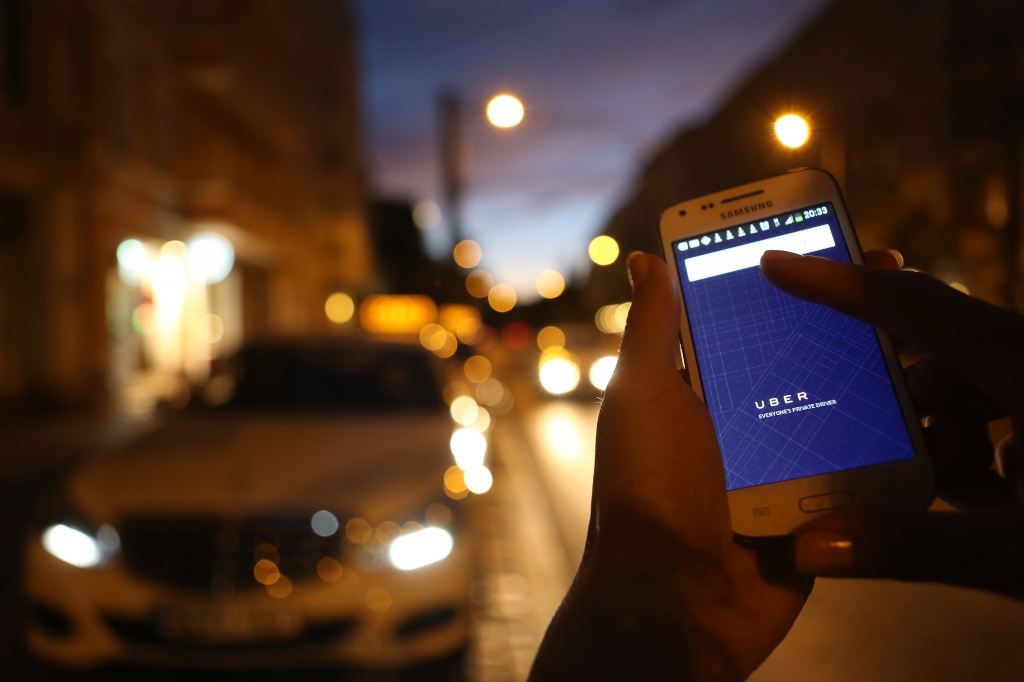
top-left (798, 491), bottom-right (852, 513)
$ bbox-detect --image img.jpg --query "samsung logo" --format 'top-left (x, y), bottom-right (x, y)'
top-left (721, 200), bottom-right (772, 220)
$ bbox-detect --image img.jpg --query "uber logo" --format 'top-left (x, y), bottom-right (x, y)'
top-left (755, 392), bottom-right (808, 410)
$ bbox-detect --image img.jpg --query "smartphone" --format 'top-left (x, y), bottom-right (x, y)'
top-left (658, 168), bottom-right (933, 537)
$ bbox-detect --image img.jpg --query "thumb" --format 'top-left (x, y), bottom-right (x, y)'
top-left (616, 252), bottom-right (681, 374)
top-left (793, 508), bottom-right (1024, 600)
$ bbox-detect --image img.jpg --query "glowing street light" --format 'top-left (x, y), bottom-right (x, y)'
top-left (486, 95), bottom-right (524, 128)
top-left (775, 114), bottom-right (809, 148)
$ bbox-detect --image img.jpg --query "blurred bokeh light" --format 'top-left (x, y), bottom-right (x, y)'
top-left (588, 235), bottom-right (620, 265)
top-left (485, 94), bottom-right (525, 128)
top-left (589, 356), bottom-right (618, 391)
top-left (325, 293), bottom-right (355, 324)
top-left (535, 270), bottom-right (565, 298)
top-left (539, 357), bottom-right (580, 395)
top-left (466, 270), bottom-right (495, 298)
top-left (463, 355), bottom-right (492, 383)
top-left (488, 283), bottom-right (517, 312)
top-left (185, 232), bottom-right (235, 284)
top-left (389, 528), bottom-right (454, 570)
top-left (412, 200), bottom-right (442, 230)
top-left (361, 295), bottom-right (438, 334)
top-left (536, 325), bottom-right (566, 350)
top-left (453, 239), bottom-right (483, 268)
top-left (595, 302), bottom-right (631, 335)
top-left (775, 114), bottom-right (809, 147)
top-left (464, 465), bottom-right (494, 494)
top-left (450, 428), bottom-right (487, 469)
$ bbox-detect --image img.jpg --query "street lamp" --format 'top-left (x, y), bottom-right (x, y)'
top-left (775, 114), bottom-right (809, 148)
top-left (438, 91), bottom-right (526, 245)
top-left (486, 94), bottom-right (524, 128)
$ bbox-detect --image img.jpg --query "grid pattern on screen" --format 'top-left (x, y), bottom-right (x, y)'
top-left (676, 215), bottom-right (915, 490)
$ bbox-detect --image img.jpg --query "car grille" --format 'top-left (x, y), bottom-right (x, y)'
top-left (103, 613), bottom-right (358, 649)
top-left (119, 516), bottom-right (342, 592)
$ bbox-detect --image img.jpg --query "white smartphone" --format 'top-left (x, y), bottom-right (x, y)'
top-left (658, 168), bottom-right (934, 537)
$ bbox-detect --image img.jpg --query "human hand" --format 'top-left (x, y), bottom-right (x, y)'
top-left (761, 249), bottom-right (1024, 599)
top-left (530, 253), bottom-right (811, 682)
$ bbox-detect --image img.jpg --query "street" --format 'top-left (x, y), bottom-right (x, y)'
top-left (4, 1), bottom-right (1024, 679)
top-left (5, 396), bottom-right (1024, 681)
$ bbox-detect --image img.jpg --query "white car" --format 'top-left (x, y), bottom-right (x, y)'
top-left (22, 341), bottom-right (471, 673)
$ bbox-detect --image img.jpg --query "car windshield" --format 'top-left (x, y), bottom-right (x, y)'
top-left (203, 344), bottom-right (445, 412)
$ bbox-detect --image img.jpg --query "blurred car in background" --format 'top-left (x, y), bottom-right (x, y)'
top-left (22, 340), bottom-right (470, 674)
top-left (536, 323), bottom-right (621, 398)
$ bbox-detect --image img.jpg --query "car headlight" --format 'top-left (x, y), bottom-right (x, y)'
top-left (388, 527), bottom-right (453, 571)
top-left (41, 519), bottom-right (120, 569)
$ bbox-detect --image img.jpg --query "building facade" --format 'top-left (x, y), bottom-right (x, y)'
top-left (587, 0), bottom-right (1024, 312)
top-left (0, 0), bottom-right (371, 411)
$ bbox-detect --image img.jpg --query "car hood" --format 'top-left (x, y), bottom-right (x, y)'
top-left (67, 412), bottom-right (454, 523)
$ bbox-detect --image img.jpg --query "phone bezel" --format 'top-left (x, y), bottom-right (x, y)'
top-left (658, 168), bottom-right (934, 537)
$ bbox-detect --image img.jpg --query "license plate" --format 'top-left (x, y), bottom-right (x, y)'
top-left (158, 606), bottom-right (304, 644)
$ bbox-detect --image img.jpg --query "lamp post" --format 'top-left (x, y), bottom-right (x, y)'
top-left (438, 89), bottom-right (465, 248)
top-left (437, 91), bottom-right (524, 255)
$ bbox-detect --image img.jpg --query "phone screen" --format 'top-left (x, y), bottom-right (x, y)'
top-left (672, 202), bottom-right (915, 491)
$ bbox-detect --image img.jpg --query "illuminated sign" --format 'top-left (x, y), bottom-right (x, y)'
top-left (359, 295), bottom-right (437, 334)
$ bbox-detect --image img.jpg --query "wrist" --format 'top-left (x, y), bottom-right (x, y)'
top-left (578, 534), bottom-right (748, 682)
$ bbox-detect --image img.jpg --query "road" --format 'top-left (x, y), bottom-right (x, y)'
top-left (508, 399), bottom-right (1024, 682)
top-left (5, 401), bottom-right (1024, 681)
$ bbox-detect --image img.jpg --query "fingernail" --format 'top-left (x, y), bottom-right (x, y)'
top-left (794, 531), bottom-right (857, 575)
top-left (884, 249), bottom-right (905, 269)
top-left (761, 250), bottom-right (802, 262)
top-left (627, 251), bottom-right (648, 290)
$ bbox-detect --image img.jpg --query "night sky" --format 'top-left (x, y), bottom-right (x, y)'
top-left (353, 0), bottom-right (829, 301)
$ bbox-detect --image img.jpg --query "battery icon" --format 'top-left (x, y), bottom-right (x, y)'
top-left (794, 215), bottom-right (803, 222)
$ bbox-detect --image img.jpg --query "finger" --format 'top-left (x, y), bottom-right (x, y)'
top-left (890, 335), bottom-right (913, 357)
top-left (793, 508), bottom-right (1024, 600)
top-left (924, 413), bottom-right (995, 473)
top-left (861, 249), bottom-right (931, 357)
top-left (759, 251), bottom-right (1024, 412)
top-left (937, 464), bottom-right (1018, 509)
top-left (618, 252), bottom-right (681, 372)
top-left (925, 417), bottom-right (1015, 509)
top-left (863, 248), bottom-right (903, 270)
top-left (995, 433), bottom-right (1024, 498)
top-left (906, 357), bottom-right (1003, 420)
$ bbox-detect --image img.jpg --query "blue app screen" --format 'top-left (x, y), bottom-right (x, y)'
top-left (673, 203), bottom-right (915, 491)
